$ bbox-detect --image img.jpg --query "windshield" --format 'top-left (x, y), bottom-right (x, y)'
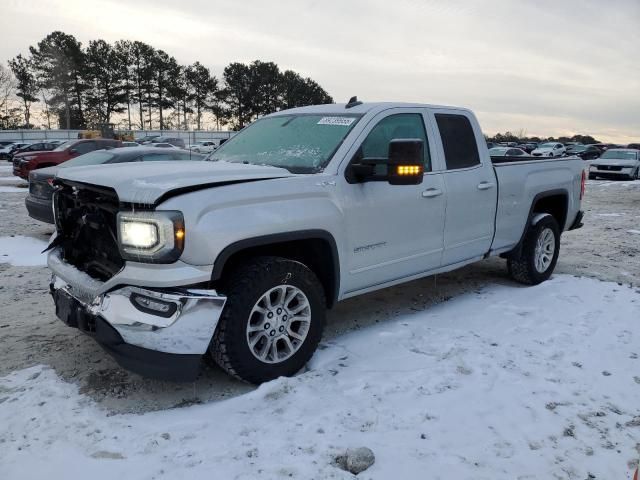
top-left (600, 150), bottom-right (638, 160)
top-left (489, 147), bottom-right (509, 155)
top-left (538, 143), bottom-right (556, 148)
top-left (211, 114), bottom-right (361, 173)
top-left (53, 140), bottom-right (75, 151)
top-left (59, 150), bottom-right (116, 168)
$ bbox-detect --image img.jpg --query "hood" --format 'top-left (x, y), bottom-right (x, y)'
top-left (29, 165), bottom-right (60, 180)
top-left (55, 160), bottom-right (294, 205)
top-left (592, 158), bottom-right (639, 167)
top-left (15, 150), bottom-right (59, 159)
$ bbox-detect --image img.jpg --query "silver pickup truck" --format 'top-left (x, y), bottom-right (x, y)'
top-left (47, 101), bottom-right (586, 383)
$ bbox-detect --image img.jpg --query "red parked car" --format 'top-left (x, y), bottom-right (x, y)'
top-left (12, 138), bottom-right (121, 179)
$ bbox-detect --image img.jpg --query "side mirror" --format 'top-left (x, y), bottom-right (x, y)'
top-left (69, 148), bottom-right (78, 154)
top-left (387, 139), bottom-right (424, 185)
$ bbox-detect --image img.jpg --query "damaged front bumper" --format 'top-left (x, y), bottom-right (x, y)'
top-left (48, 248), bottom-right (226, 381)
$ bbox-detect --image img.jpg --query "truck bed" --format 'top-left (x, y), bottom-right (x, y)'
top-left (490, 156), bottom-right (585, 254)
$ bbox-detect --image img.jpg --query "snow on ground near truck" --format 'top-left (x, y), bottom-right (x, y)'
top-left (0, 176), bottom-right (25, 185)
top-left (0, 185), bottom-right (27, 193)
top-left (0, 235), bottom-right (48, 266)
top-left (1, 275), bottom-right (638, 479)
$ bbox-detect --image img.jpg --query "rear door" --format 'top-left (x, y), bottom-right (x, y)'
top-left (430, 110), bottom-right (498, 265)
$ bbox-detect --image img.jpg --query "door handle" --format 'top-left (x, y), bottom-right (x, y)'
top-left (477, 182), bottom-right (495, 190)
top-left (422, 188), bottom-right (443, 198)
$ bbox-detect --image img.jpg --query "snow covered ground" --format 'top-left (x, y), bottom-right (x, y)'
top-left (0, 235), bottom-right (48, 266)
top-left (1, 275), bottom-right (639, 479)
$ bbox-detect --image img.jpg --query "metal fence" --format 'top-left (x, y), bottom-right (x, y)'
top-left (0, 129), bottom-right (235, 143)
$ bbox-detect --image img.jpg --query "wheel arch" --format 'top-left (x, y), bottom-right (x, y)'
top-left (502, 189), bottom-right (568, 260)
top-left (211, 230), bottom-right (340, 308)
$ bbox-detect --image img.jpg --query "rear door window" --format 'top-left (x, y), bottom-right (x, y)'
top-left (435, 113), bottom-right (481, 170)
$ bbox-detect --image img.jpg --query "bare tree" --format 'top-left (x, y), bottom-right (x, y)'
top-left (0, 63), bottom-right (16, 119)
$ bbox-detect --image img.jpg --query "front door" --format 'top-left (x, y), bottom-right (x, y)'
top-left (339, 110), bottom-right (446, 294)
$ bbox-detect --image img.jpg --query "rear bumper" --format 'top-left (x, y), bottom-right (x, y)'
top-left (25, 195), bottom-right (54, 224)
top-left (48, 250), bottom-right (226, 381)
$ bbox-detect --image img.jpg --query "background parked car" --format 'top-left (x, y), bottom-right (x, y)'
top-left (120, 141), bottom-right (140, 147)
top-left (565, 144), bottom-right (601, 160)
top-left (189, 140), bottom-right (218, 153)
top-left (588, 149), bottom-right (640, 180)
top-left (489, 147), bottom-right (530, 157)
top-left (0, 142), bottom-right (31, 160)
top-left (531, 142), bottom-right (566, 157)
top-left (26, 147), bottom-right (205, 223)
top-left (150, 136), bottom-right (185, 148)
top-left (135, 134), bottom-right (161, 144)
top-left (12, 138), bottom-right (121, 179)
top-left (150, 142), bottom-right (180, 149)
top-left (627, 143), bottom-right (640, 150)
top-left (9, 141), bottom-right (57, 160)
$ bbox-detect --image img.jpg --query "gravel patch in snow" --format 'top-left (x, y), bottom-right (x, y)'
top-left (0, 235), bottom-right (48, 266)
top-left (0, 275), bottom-right (638, 479)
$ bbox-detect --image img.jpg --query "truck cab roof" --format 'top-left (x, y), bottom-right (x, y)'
top-left (271, 102), bottom-right (473, 117)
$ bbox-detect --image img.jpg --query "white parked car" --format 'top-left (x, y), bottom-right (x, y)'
top-left (588, 149), bottom-right (640, 180)
top-left (189, 141), bottom-right (219, 154)
top-left (150, 143), bottom-right (180, 149)
top-left (0, 142), bottom-right (31, 160)
top-left (489, 147), bottom-right (529, 157)
top-left (531, 142), bottom-right (566, 158)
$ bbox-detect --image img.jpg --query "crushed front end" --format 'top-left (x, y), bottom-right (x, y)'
top-left (48, 180), bottom-right (225, 381)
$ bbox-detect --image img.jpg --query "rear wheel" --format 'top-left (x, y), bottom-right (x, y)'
top-left (508, 215), bottom-right (560, 285)
top-left (210, 256), bottom-right (325, 384)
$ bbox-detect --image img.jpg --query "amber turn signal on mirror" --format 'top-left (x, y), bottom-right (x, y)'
top-left (396, 165), bottom-right (423, 176)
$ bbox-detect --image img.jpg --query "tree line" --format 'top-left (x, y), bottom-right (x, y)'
top-left (2, 31), bottom-right (333, 131)
top-left (487, 131), bottom-right (600, 145)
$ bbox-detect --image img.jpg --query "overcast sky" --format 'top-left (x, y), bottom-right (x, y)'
top-left (2, 0), bottom-right (639, 142)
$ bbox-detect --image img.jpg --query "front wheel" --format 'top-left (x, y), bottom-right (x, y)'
top-left (210, 256), bottom-right (326, 384)
top-left (508, 215), bottom-right (560, 285)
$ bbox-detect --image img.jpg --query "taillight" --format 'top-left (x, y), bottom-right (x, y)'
top-left (46, 178), bottom-right (54, 187)
top-left (580, 170), bottom-right (585, 200)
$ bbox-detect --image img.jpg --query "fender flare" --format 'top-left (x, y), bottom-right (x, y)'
top-left (502, 189), bottom-right (568, 260)
top-left (211, 229), bottom-right (341, 306)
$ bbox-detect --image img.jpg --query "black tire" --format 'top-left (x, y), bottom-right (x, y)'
top-left (508, 215), bottom-right (560, 285)
top-left (210, 256), bottom-right (326, 384)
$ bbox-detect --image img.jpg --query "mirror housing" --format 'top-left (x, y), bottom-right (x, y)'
top-left (387, 139), bottom-right (424, 185)
top-left (69, 148), bottom-right (78, 154)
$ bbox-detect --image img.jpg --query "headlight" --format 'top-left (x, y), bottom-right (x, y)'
top-left (117, 211), bottom-right (185, 263)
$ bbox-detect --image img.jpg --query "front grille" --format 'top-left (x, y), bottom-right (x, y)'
top-left (597, 165), bottom-right (622, 171)
top-left (53, 181), bottom-right (125, 281)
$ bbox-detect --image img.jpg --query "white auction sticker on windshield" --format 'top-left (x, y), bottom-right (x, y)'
top-left (317, 117), bottom-right (355, 126)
